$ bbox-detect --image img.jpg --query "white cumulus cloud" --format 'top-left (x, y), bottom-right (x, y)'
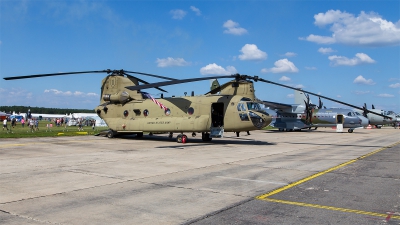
top-left (318, 47), bottom-right (336, 54)
top-left (305, 66), bottom-right (317, 70)
top-left (353, 75), bottom-right (375, 85)
top-left (200, 63), bottom-right (237, 75)
top-left (284, 52), bottom-right (297, 57)
top-left (389, 83), bottom-right (400, 88)
top-left (156, 57), bottom-right (191, 67)
top-left (190, 6), bottom-right (201, 16)
top-left (223, 20), bottom-right (248, 35)
top-left (238, 44), bottom-right (267, 61)
top-left (378, 93), bottom-right (394, 98)
top-left (261, 59), bottom-right (299, 73)
top-left (44, 89), bottom-right (98, 97)
top-left (279, 76), bottom-right (291, 81)
top-left (170, 9), bottom-right (186, 19)
top-left (328, 53), bottom-right (375, 66)
top-left (301, 10), bottom-right (400, 47)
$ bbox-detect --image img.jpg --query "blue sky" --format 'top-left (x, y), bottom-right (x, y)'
top-left (1, 0), bottom-right (399, 112)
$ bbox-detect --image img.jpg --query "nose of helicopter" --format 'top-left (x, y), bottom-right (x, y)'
top-left (249, 111), bottom-right (272, 129)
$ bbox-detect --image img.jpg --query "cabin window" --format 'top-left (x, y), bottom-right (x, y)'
top-left (237, 103), bottom-right (243, 111)
top-left (123, 110), bottom-right (129, 117)
top-left (187, 107), bottom-right (194, 115)
top-left (165, 108), bottom-right (171, 116)
top-left (239, 113), bottom-right (249, 121)
top-left (143, 109), bottom-right (149, 117)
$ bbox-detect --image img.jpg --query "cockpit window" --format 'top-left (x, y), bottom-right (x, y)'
top-left (237, 103), bottom-right (246, 111)
top-left (355, 112), bottom-right (361, 116)
top-left (347, 112), bottom-right (352, 116)
top-left (247, 102), bottom-right (261, 111)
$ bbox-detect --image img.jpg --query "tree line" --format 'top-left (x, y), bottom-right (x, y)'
top-left (0, 106), bottom-right (94, 115)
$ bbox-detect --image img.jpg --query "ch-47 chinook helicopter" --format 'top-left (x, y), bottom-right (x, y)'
top-left (4, 70), bottom-right (271, 142)
top-left (4, 69), bottom-right (388, 142)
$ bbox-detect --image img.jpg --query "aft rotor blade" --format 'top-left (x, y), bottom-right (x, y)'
top-left (125, 75), bottom-right (237, 91)
top-left (3, 70), bottom-right (108, 80)
top-left (257, 77), bottom-right (389, 119)
top-left (124, 71), bottom-right (178, 81)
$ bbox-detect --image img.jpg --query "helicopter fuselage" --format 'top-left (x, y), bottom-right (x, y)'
top-left (95, 94), bottom-right (271, 134)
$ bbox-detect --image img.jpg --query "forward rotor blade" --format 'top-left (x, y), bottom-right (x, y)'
top-left (256, 77), bottom-right (389, 119)
top-left (125, 75), bottom-right (237, 91)
top-left (3, 70), bottom-right (108, 80)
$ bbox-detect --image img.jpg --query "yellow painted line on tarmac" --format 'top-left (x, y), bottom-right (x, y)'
top-left (256, 141), bottom-right (400, 220)
top-left (262, 198), bottom-right (400, 220)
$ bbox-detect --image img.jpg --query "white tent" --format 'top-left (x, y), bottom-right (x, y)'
top-left (67, 113), bottom-right (108, 127)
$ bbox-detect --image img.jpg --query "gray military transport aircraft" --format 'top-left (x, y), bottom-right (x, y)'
top-left (262, 90), bottom-right (369, 133)
top-left (356, 104), bottom-right (400, 128)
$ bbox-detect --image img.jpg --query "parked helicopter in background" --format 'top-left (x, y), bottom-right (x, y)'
top-left (4, 69), bottom-right (387, 141)
top-left (263, 90), bottom-right (369, 133)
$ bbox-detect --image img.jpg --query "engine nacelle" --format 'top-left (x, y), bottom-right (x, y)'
top-left (102, 91), bottom-right (130, 103)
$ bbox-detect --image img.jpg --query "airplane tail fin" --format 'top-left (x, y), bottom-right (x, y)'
top-left (294, 89), bottom-right (309, 106)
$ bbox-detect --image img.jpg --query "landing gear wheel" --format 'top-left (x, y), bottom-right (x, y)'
top-left (236, 132), bottom-right (240, 137)
top-left (136, 132), bottom-right (144, 138)
top-left (201, 132), bottom-right (212, 142)
top-left (177, 134), bottom-right (182, 143)
top-left (348, 129), bottom-right (354, 133)
top-left (107, 130), bottom-right (115, 138)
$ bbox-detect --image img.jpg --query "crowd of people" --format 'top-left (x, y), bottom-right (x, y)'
top-left (2, 117), bottom-right (97, 132)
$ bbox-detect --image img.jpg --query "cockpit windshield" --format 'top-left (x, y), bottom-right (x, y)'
top-left (246, 102), bottom-right (262, 111)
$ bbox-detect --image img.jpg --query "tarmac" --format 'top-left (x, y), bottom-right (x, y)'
top-left (0, 127), bottom-right (399, 225)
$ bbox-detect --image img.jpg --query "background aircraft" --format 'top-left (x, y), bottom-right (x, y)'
top-left (356, 104), bottom-right (400, 128)
top-left (262, 90), bottom-right (369, 133)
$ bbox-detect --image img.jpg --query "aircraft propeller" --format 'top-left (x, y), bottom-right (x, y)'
top-left (303, 94), bottom-right (313, 124)
top-left (362, 103), bottom-right (369, 118)
top-left (318, 97), bottom-right (323, 109)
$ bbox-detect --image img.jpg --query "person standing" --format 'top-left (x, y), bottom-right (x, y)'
top-left (35, 119), bottom-right (39, 131)
top-left (11, 117), bottom-right (16, 128)
top-left (21, 118), bottom-right (25, 128)
top-left (29, 119), bottom-right (35, 132)
top-left (3, 118), bottom-right (8, 131)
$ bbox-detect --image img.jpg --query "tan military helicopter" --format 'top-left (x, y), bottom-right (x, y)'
top-left (4, 69), bottom-right (386, 142)
top-left (4, 70), bottom-right (272, 142)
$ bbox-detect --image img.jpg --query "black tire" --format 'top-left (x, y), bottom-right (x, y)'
top-left (177, 134), bottom-right (182, 143)
top-left (107, 130), bottom-right (114, 138)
